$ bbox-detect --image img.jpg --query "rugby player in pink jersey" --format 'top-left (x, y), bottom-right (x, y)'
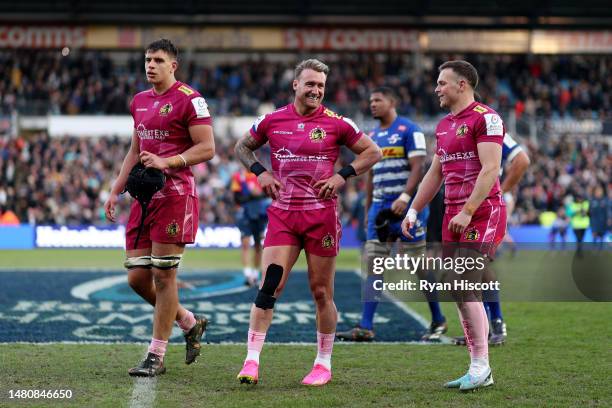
top-left (234, 59), bottom-right (381, 386)
top-left (104, 39), bottom-right (215, 376)
top-left (402, 60), bottom-right (507, 392)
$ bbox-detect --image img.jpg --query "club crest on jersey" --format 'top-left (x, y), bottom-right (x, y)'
top-left (166, 221), bottom-right (180, 237)
top-left (321, 234), bottom-right (335, 249)
top-left (309, 127), bottom-right (326, 142)
top-left (456, 124), bottom-right (469, 137)
top-left (464, 228), bottom-right (480, 241)
top-left (159, 103), bottom-right (173, 116)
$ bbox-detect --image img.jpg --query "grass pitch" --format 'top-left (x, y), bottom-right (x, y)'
top-left (0, 249), bottom-right (610, 407)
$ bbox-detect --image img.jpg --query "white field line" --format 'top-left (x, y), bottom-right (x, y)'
top-left (352, 269), bottom-right (453, 345)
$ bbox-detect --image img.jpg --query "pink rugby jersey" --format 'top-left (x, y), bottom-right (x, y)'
top-left (130, 80), bottom-right (212, 198)
top-left (435, 101), bottom-right (505, 208)
top-left (250, 104), bottom-right (363, 210)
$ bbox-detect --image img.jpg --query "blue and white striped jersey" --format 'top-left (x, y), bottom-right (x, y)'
top-left (370, 116), bottom-right (426, 202)
top-left (500, 133), bottom-right (524, 176)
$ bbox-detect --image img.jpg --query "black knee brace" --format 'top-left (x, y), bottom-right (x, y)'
top-left (254, 264), bottom-right (283, 310)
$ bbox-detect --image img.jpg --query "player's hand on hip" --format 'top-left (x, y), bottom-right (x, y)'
top-left (401, 208), bottom-right (418, 239)
top-left (104, 193), bottom-right (119, 223)
top-left (448, 210), bottom-right (472, 234)
top-left (314, 174), bottom-right (345, 199)
top-left (258, 171), bottom-right (282, 200)
top-left (140, 151), bottom-right (168, 170)
top-left (391, 198), bottom-right (408, 216)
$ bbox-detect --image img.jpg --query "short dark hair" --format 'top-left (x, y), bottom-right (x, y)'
top-left (294, 59), bottom-right (329, 79)
top-left (146, 38), bottom-right (178, 60)
top-left (438, 60), bottom-right (479, 90)
top-left (370, 86), bottom-right (398, 102)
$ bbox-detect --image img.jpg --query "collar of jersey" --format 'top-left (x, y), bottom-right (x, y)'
top-left (290, 103), bottom-right (324, 118)
top-left (150, 80), bottom-right (181, 97)
top-left (449, 101), bottom-right (478, 119)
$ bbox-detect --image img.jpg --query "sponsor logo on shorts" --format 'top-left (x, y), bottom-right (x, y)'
top-left (166, 221), bottom-right (180, 237)
top-left (456, 123), bottom-right (469, 137)
top-left (309, 127), bottom-right (326, 142)
top-left (321, 234), bottom-right (335, 249)
top-left (464, 228), bottom-right (480, 241)
top-left (159, 103), bottom-right (173, 116)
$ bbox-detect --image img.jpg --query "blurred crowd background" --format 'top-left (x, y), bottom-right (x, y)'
top-left (0, 51), bottom-right (610, 231)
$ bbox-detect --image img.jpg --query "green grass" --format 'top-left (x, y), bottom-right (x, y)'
top-left (0, 248), bottom-right (362, 271)
top-left (0, 249), bottom-right (610, 407)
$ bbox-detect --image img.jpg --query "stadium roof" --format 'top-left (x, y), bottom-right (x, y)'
top-left (0, 1), bottom-right (611, 27)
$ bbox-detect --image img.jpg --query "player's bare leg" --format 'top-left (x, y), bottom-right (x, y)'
top-left (301, 253), bottom-right (336, 386)
top-left (126, 248), bottom-right (206, 364)
top-left (238, 245), bottom-right (300, 385)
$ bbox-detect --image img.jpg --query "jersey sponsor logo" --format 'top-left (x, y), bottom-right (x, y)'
top-left (309, 127), bottom-right (327, 142)
top-left (397, 125), bottom-right (407, 131)
top-left (135, 123), bottom-right (169, 140)
top-left (273, 130), bottom-right (293, 135)
top-left (377, 130), bottom-right (388, 137)
top-left (191, 97), bottom-right (210, 118)
top-left (438, 150), bottom-right (476, 163)
top-left (166, 221), bottom-right (180, 237)
top-left (473, 105), bottom-right (488, 114)
top-left (464, 227), bottom-right (480, 241)
top-left (321, 233), bottom-right (335, 249)
top-left (413, 132), bottom-right (426, 149)
top-left (323, 108), bottom-right (342, 119)
top-left (456, 123), bottom-right (469, 137)
top-left (484, 114), bottom-right (504, 136)
top-left (159, 102), bottom-right (173, 116)
top-left (381, 146), bottom-right (405, 158)
top-left (387, 133), bottom-right (400, 144)
top-left (178, 85), bottom-right (194, 96)
top-left (136, 107), bottom-right (148, 112)
top-left (272, 147), bottom-right (328, 162)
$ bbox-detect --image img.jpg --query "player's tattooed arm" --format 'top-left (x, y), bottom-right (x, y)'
top-left (234, 132), bottom-right (266, 170)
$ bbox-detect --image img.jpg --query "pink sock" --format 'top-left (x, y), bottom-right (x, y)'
top-left (148, 338), bottom-right (168, 359)
top-left (245, 329), bottom-right (266, 363)
top-left (457, 302), bottom-right (489, 358)
top-left (177, 310), bottom-right (196, 332)
top-left (314, 331), bottom-right (335, 370)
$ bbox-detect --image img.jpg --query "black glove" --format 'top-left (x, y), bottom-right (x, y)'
top-left (125, 163), bottom-right (166, 205)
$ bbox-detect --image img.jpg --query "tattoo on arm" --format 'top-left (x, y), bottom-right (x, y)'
top-left (235, 134), bottom-right (265, 169)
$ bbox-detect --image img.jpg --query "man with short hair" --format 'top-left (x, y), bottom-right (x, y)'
top-left (336, 86), bottom-right (447, 342)
top-left (403, 60), bottom-right (507, 391)
top-left (234, 58), bottom-right (381, 386)
top-left (104, 38), bottom-right (215, 376)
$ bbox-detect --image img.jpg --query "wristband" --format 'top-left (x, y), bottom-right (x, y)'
top-left (406, 208), bottom-right (418, 223)
top-left (250, 162), bottom-right (267, 176)
top-left (178, 154), bottom-right (188, 167)
top-left (398, 192), bottom-right (412, 204)
top-left (337, 164), bottom-right (357, 180)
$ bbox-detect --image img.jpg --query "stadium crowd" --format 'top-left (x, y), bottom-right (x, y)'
top-left (0, 130), bottom-right (608, 228)
top-left (0, 51), bottom-right (610, 119)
